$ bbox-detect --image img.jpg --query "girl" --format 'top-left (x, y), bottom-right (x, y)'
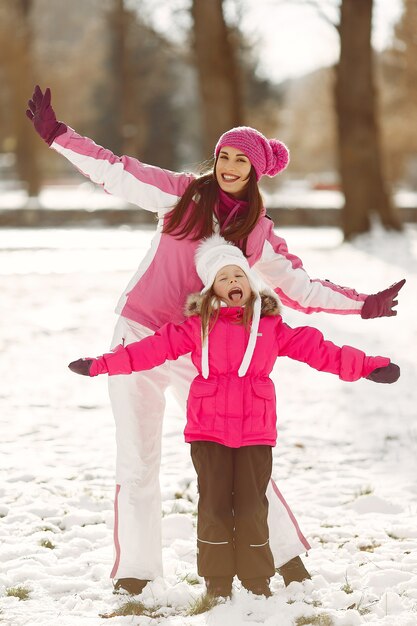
top-left (69, 235), bottom-right (399, 599)
top-left (27, 85), bottom-right (404, 594)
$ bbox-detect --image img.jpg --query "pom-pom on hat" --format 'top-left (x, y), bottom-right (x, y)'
top-left (214, 126), bottom-right (289, 180)
top-left (195, 234), bottom-right (276, 378)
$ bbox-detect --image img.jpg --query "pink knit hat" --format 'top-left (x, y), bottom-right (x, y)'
top-left (214, 126), bottom-right (289, 180)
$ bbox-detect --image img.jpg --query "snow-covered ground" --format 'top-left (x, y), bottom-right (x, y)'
top-left (1, 181), bottom-right (417, 211)
top-left (0, 223), bottom-right (416, 626)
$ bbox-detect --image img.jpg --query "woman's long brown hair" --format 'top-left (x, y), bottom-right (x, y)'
top-left (162, 159), bottom-right (263, 255)
top-left (200, 288), bottom-right (256, 343)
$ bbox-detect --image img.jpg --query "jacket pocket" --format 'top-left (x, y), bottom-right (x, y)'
top-left (190, 379), bottom-right (218, 398)
top-left (187, 379), bottom-right (218, 431)
top-left (250, 379), bottom-right (276, 432)
top-left (251, 379), bottom-right (275, 401)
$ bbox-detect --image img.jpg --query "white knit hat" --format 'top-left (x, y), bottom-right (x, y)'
top-left (196, 234), bottom-right (263, 295)
top-left (195, 234), bottom-right (273, 378)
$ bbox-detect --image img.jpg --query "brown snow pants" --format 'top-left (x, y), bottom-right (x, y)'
top-left (190, 441), bottom-right (275, 580)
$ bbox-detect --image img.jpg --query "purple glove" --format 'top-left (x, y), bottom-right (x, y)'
top-left (68, 358), bottom-right (93, 376)
top-left (361, 279), bottom-right (406, 319)
top-left (26, 85), bottom-right (67, 145)
top-left (366, 363), bottom-right (400, 384)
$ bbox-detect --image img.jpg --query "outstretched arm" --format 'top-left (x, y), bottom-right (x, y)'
top-left (255, 220), bottom-right (405, 318)
top-left (276, 318), bottom-right (399, 383)
top-left (26, 85), bottom-right (194, 213)
top-left (69, 320), bottom-right (197, 377)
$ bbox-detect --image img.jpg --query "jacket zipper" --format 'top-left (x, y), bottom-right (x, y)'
top-left (225, 319), bottom-right (229, 417)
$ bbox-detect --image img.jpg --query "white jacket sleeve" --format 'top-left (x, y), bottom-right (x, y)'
top-left (254, 218), bottom-right (367, 315)
top-left (51, 127), bottom-right (194, 214)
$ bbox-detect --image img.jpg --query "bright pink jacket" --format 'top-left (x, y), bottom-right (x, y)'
top-left (87, 294), bottom-right (389, 448)
top-left (52, 129), bottom-right (367, 331)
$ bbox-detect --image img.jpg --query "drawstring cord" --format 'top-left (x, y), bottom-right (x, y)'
top-left (220, 202), bottom-right (240, 232)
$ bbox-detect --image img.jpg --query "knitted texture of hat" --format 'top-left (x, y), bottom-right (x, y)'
top-left (195, 234), bottom-right (254, 293)
top-left (214, 126), bottom-right (289, 180)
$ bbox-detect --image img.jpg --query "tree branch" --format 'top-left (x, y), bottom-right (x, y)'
top-left (271, 0), bottom-right (340, 34)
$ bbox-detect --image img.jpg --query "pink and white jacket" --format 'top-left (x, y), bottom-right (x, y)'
top-left (51, 129), bottom-right (368, 331)
top-left (86, 293), bottom-right (390, 449)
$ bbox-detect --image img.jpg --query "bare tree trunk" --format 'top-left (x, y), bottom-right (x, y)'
top-left (335, 0), bottom-right (402, 239)
top-left (10, 0), bottom-right (41, 197)
top-left (191, 0), bottom-right (243, 155)
top-left (99, 0), bottom-right (136, 155)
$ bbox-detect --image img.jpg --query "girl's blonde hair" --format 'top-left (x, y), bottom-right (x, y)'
top-left (200, 287), bottom-right (256, 343)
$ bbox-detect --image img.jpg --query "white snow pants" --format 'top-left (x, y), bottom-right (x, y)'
top-left (108, 316), bottom-right (310, 580)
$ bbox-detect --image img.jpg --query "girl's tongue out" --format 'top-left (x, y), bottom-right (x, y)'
top-left (228, 287), bottom-right (243, 303)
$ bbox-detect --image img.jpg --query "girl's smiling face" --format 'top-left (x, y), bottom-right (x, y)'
top-left (215, 146), bottom-right (252, 198)
top-left (213, 264), bottom-right (252, 306)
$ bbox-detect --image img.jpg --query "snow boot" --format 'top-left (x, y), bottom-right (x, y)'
top-left (113, 578), bottom-right (150, 595)
top-left (241, 577), bottom-right (272, 597)
top-left (205, 576), bottom-right (233, 599)
top-left (278, 556), bottom-right (311, 586)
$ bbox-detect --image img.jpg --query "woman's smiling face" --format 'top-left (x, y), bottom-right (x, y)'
top-left (212, 264), bottom-right (252, 306)
top-left (215, 146), bottom-right (252, 198)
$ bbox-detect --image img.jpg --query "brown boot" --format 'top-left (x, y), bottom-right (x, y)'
top-left (205, 576), bottom-right (233, 599)
top-left (278, 556), bottom-right (311, 586)
top-left (113, 578), bottom-right (150, 595)
top-left (241, 577), bottom-right (272, 597)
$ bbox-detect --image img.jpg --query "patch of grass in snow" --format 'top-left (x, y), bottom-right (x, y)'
top-left (100, 600), bottom-right (165, 618)
top-left (39, 539), bottom-right (55, 549)
top-left (187, 594), bottom-right (224, 615)
top-left (320, 523), bottom-right (338, 528)
top-left (173, 479), bottom-right (196, 503)
top-left (354, 485), bottom-right (373, 497)
top-left (386, 531), bottom-right (401, 540)
top-left (299, 599), bottom-right (323, 608)
top-left (341, 577), bottom-right (354, 594)
top-left (174, 491), bottom-right (194, 503)
top-left (5, 586), bottom-right (31, 601)
top-left (359, 542), bottom-right (381, 552)
top-left (353, 594), bottom-right (377, 616)
top-left (181, 573), bottom-right (201, 585)
top-left (38, 525), bottom-right (58, 533)
top-left (295, 614), bottom-right (334, 626)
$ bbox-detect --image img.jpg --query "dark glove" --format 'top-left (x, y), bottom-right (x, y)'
top-left (68, 358), bottom-right (93, 376)
top-left (26, 85), bottom-right (67, 145)
top-left (361, 279), bottom-right (406, 319)
top-left (366, 363), bottom-right (400, 384)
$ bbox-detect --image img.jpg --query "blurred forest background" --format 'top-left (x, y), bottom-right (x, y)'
top-left (0, 0), bottom-right (416, 238)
